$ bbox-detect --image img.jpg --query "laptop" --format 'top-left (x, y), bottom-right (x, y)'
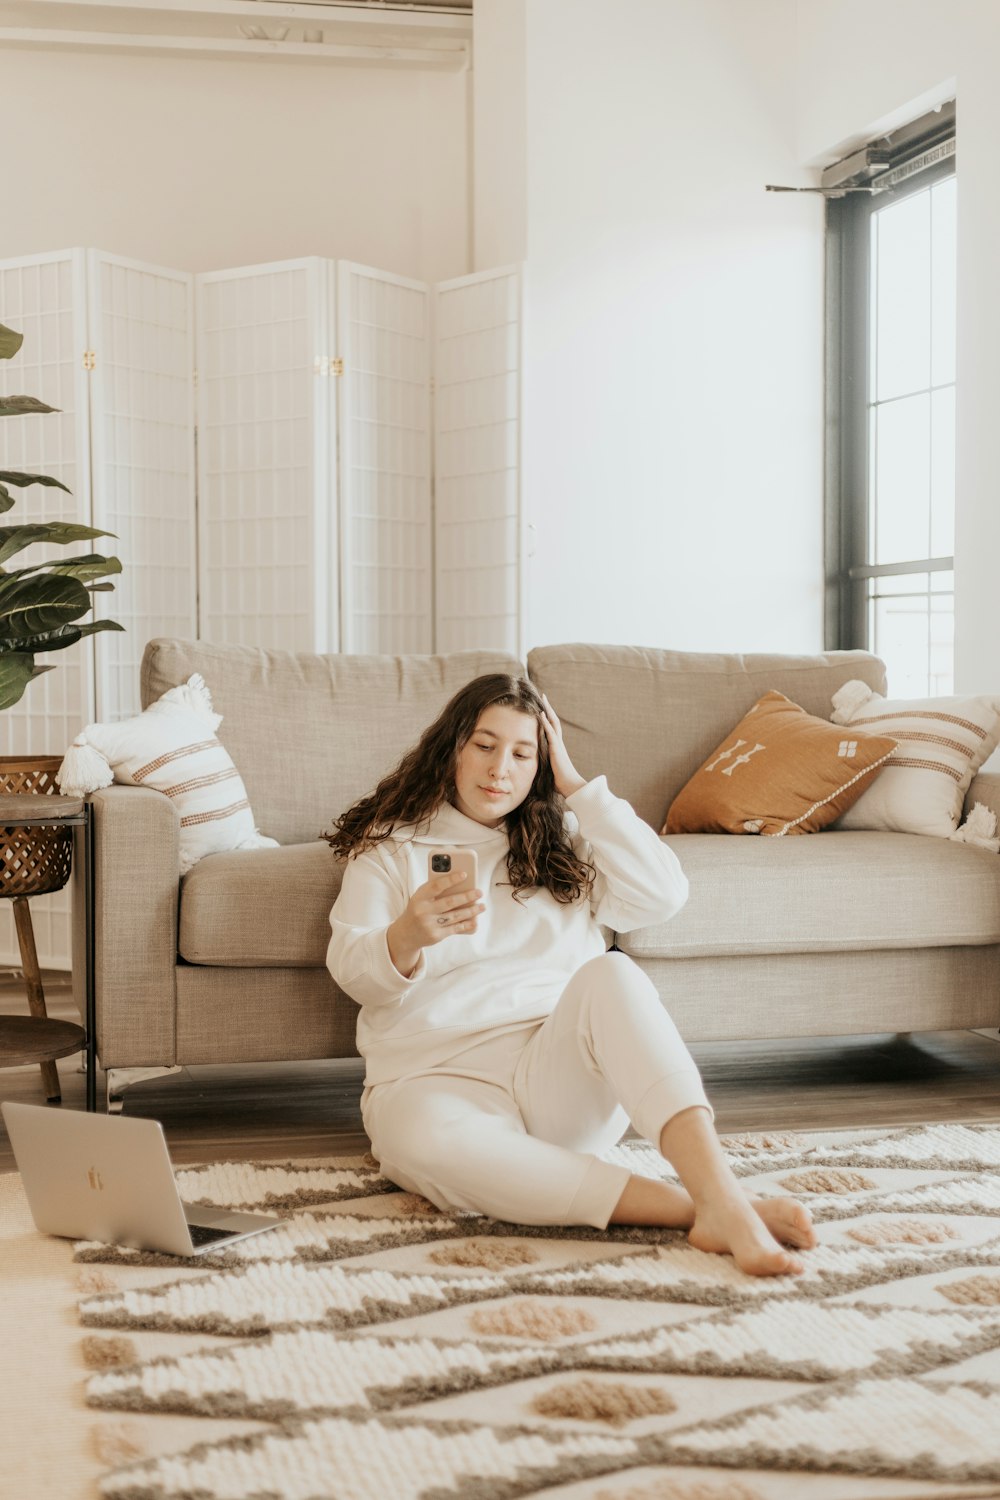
top-left (2, 1102), bottom-right (284, 1257)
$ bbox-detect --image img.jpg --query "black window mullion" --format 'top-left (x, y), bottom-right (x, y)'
top-left (825, 147), bottom-right (955, 656)
top-left (825, 187), bottom-right (872, 651)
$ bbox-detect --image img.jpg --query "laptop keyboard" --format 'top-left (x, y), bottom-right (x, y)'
top-left (187, 1221), bottom-right (236, 1247)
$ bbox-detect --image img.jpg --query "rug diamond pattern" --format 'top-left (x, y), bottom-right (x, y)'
top-left (78, 1123), bottom-right (1000, 1499)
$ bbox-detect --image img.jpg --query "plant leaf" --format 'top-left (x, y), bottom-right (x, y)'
top-left (70, 618), bottom-right (124, 638)
top-left (0, 395), bottom-right (59, 417)
top-left (45, 554), bottom-right (122, 583)
top-left (0, 488), bottom-right (14, 514)
top-left (0, 325), bottom-right (24, 361)
top-left (0, 651), bottom-right (34, 710)
top-left (0, 572), bottom-right (92, 638)
top-left (7, 626), bottom-right (83, 654)
top-left (1, 553), bottom-right (121, 583)
top-left (0, 470), bottom-right (72, 493)
top-left (0, 523), bottom-right (116, 565)
top-left (6, 618), bottom-right (124, 654)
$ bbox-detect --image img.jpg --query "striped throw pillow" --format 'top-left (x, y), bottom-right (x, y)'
top-left (57, 674), bottom-right (278, 873)
top-left (831, 681), bottom-right (1000, 837)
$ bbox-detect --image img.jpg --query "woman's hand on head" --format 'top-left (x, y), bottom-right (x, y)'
top-left (386, 872), bottom-right (485, 978)
top-left (540, 694), bottom-right (587, 800)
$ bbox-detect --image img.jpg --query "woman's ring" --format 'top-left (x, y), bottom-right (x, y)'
top-left (437, 915), bottom-right (448, 926)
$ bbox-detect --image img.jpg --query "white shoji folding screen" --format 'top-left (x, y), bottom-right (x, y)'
top-left (338, 263), bottom-right (433, 653)
top-left (196, 259), bottom-right (335, 651)
top-left (88, 252), bottom-right (196, 715)
top-left (197, 260), bottom-right (521, 657)
top-left (197, 259), bottom-right (435, 654)
top-left (1, 252), bottom-right (521, 966)
top-left (0, 249), bottom-right (196, 967)
top-left (434, 266), bottom-right (523, 655)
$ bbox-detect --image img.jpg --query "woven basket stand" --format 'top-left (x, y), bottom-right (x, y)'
top-left (0, 756), bottom-right (73, 898)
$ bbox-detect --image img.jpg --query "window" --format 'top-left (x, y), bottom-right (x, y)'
top-left (826, 106), bottom-right (956, 697)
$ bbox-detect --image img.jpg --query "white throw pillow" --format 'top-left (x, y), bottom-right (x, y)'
top-left (57, 674), bottom-right (278, 874)
top-left (830, 680), bottom-right (1000, 838)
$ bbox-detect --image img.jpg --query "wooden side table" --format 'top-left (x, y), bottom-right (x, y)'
top-left (0, 793), bottom-right (96, 1111)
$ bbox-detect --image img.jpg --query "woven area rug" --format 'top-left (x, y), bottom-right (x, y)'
top-left (33, 1124), bottom-right (1000, 1498)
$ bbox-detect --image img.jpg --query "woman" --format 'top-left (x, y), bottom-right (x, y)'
top-left (325, 674), bottom-right (815, 1276)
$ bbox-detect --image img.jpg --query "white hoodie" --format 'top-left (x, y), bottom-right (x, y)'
top-left (326, 775), bottom-right (688, 1085)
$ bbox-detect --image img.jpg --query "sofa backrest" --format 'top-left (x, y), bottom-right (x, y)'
top-left (527, 644), bottom-right (888, 831)
top-left (142, 639), bottom-right (524, 845)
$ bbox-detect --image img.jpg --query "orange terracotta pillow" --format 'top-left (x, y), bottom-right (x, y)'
top-left (662, 691), bottom-right (898, 837)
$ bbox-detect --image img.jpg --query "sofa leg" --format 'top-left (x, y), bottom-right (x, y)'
top-left (105, 1065), bottom-right (184, 1114)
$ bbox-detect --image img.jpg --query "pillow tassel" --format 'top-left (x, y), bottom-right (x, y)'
top-left (161, 672), bottom-right (222, 730)
top-left (831, 678), bottom-right (874, 725)
top-left (950, 802), bottom-right (1000, 853)
top-left (56, 735), bottom-right (114, 797)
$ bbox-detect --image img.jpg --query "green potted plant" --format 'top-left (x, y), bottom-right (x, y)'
top-left (0, 319), bottom-right (124, 1099)
top-left (0, 313), bottom-right (125, 1104)
top-left (0, 319), bottom-right (123, 711)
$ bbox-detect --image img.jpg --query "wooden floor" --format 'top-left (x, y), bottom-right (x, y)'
top-left (2, 969), bottom-right (1000, 1173)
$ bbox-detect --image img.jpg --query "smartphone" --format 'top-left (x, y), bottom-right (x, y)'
top-left (427, 847), bottom-right (479, 894)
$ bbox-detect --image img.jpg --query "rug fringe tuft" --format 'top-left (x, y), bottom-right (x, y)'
top-left (91, 1419), bottom-right (147, 1465)
top-left (81, 1334), bottom-right (138, 1370)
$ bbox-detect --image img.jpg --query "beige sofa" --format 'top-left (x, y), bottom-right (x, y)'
top-left (77, 638), bottom-right (1000, 1111)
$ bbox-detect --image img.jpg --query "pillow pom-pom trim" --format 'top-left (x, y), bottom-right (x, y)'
top-left (831, 678), bottom-right (875, 725)
top-left (56, 736), bottom-right (114, 797)
top-left (158, 673), bottom-right (222, 730)
top-left (950, 801), bottom-right (1000, 852)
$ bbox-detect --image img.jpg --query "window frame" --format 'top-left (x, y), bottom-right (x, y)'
top-left (824, 122), bottom-right (956, 658)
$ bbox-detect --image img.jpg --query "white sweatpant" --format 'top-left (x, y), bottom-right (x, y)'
top-left (361, 951), bottom-right (712, 1229)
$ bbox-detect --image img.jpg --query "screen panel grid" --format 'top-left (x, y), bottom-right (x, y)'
top-left (197, 266), bottom-right (319, 651)
top-left (89, 254), bottom-right (196, 721)
top-left (340, 267), bottom-right (432, 654)
top-left (433, 269), bottom-right (520, 655)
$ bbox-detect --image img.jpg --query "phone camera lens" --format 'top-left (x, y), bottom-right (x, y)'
top-left (431, 854), bottom-right (451, 873)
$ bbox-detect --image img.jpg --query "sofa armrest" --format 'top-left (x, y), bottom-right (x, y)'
top-left (72, 785), bottom-right (180, 1069)
top-left (964, 771), bottom-right (1000, 826)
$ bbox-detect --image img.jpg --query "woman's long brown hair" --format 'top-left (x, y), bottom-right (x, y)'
top-left (323, 674), bottom-right (594, 903)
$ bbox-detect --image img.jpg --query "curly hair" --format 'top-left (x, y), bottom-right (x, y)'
top-left (323, 674), bottom-right (594, 904)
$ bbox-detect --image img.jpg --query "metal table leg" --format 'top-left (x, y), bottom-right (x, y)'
top-left (84, 800), bottom-right (96, 1112)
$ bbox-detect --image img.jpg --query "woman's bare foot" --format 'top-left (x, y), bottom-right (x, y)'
top-left (688, 1191), bottom-right (808, 1276)
top-left (751, 1194), bottom-right (817, 1251)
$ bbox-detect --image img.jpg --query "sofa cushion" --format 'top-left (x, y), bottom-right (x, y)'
top-left (179, 843), bottom-right (343, 967)
top-left (615, 831), bottom-right (1000, 959)
top-left (526, 643), bottom-right (887, 831)
top-left (143, 640), bottom-right (524, 846)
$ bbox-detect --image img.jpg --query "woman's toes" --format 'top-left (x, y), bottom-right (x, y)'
top-left (769, 1248), bottom-right (805, 1276)
top-left (689, 1201), bottom-right (807, 1277)
top-left (754, 1196), bottom-right (816, 1249)
top-left (727, 1235), bottom-right (804, 1278)
top-left (776, 1205), bottom-right (815, 1249)
top-left (791, 1205), bottom-right (818, 1248)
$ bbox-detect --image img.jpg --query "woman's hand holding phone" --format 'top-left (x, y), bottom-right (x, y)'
top-left (386, 849), bottom-right (484, 979)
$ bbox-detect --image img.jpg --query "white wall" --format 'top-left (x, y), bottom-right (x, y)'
top-left (472, 0), bottom-right (527, 269)
top-left (794, 1), bottom-right (957, 166)
top-left (2, 50), bottom-right (470, 282)
top-left (794, 0), bottom-right (1000, 695)
top-left (518, 0), bottom-right (825, 653)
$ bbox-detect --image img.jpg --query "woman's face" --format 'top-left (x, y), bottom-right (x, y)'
top-left (452, 705), bottom-right (540, 827)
